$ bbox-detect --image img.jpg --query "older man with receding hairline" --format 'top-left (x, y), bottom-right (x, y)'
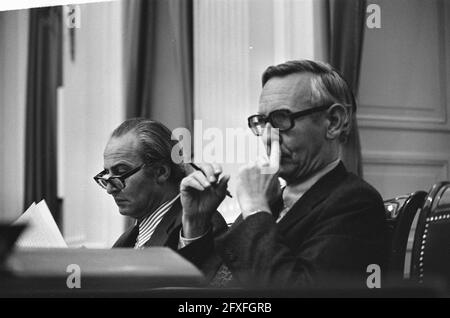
top-left (94, 118), bottom-right (227, 278)
top-left (179, 60), bottom-right (389, 289)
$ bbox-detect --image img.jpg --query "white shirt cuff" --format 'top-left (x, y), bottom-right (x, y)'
top-left (178, 228), bottom-right (210, 249)
top-left (244, 209), bottom-right (272, 219)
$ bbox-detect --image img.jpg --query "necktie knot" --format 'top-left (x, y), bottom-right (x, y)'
top-left (270, 192), bottom-right (284, 221)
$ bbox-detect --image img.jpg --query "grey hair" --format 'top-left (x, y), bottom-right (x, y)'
top-left (261, 60), bottom-right (356, 142)
top-left (111, 118), bottom-right (185, 184)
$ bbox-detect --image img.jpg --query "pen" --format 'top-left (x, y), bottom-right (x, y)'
top-left (189, 163), bottom-right (233, 198)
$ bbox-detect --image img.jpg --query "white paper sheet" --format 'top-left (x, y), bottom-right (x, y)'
top-left (14, 200), bottom-right (67, 248)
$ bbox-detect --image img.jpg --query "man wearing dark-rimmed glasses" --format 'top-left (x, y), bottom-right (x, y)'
top-left (95, 118), bottom-right (227, 279)
top-left (179, 60), bottom-right (389, 289)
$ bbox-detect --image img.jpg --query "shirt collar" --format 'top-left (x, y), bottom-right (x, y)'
top-left (282, 159), bottom-right (340, 212)
top-left (135, 193), bottom-right (181, 226)
top-left (134, 193), bottom-right (181, 249)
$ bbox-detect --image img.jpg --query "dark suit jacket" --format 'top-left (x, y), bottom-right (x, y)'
top-left (112, 197), bottom-right (228, 279)
top-left (215, 162), bottom-right (389, 289)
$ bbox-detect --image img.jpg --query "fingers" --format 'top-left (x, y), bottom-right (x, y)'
top-left (182, 163), bottom-right (227, 193)
top-left (268, 128), bottom-right (280, 169)
top-left (192, 170), bottom-right (212, 188)
top-left (181, 171), bottom-right (211, 192)
top-left (256, 155), bottom-right (270, 167)
top-left (211, 163), bottom-right (223, 176)
top-left (199, 163), bottom-right (217, 183)
top-left (215, 174), bottom-right (230, 198)
top-left (194, 162), bottom-right (224, 183)
top-left (181, 175), bottom-right (205, 192)
top-left (261, 126), bottom-right (280, 172)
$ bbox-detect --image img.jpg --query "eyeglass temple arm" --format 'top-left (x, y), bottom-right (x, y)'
top-left (290, 104), bottom-right (332, 119)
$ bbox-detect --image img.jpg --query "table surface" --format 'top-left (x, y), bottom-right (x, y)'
top-left (0, 247), bottom-right (205, 296)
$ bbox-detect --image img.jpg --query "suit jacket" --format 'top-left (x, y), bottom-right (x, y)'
top-left (215, 162), bottom-right (389, 289)
top-left (112, 197), bottom-right (228, 279)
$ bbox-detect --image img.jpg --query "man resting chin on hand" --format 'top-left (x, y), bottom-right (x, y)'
top-left (180, 59), bottom-right (389, 290)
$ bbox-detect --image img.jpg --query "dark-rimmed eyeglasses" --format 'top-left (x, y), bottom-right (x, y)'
top-left (247, 104), bottom-right (333, 136)
top-left (93, 164), bottom-right (145, 190)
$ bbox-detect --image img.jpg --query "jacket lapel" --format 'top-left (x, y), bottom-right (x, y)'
top-left (143, 198), bottom-right (182, 247)
top-left (277, 162), bottom-right (348, 232)
top-left (112, 223), bottom-right (138, 248)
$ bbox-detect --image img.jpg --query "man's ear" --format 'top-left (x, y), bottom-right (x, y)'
top-left (155, 163), bottom-right (171, 184)
top-left (325, 103), bottom-right (350, 140)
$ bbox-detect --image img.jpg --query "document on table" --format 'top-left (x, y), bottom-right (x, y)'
top-left (14, 200), bottom-right (67, 248)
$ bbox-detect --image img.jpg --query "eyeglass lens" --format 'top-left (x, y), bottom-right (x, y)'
top-left (269, 111), bottom-right (291, 130)
top-left (249, 111), bottom-right (291, 136)
top-left (97, 177), bottom-right (124, 190)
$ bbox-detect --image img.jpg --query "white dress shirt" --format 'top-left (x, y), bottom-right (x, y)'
top-left (134, 194), bottom-right (180, 249)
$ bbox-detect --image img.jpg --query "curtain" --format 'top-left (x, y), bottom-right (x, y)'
top-left (124, 0), bottom-right (193, 132)
top-left (328, 0), bottom-right (366, 177)
top-left (24, 7), bottom-right (63, 225)
top-left (123, 0), bottom-right (193, 228)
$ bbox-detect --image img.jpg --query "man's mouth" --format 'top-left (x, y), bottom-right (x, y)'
top-left (114, 198), bottom-right (128, 205)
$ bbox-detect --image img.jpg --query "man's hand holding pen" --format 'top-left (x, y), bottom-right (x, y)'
top-left (180, 127), bottom-right (282, 238)
top-left (180, 163), bottom-right (230, 238)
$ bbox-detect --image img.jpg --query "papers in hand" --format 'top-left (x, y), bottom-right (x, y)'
top-left (14, 200), bottom-right (67, 248)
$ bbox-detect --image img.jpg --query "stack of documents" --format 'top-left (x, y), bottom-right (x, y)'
top-left (14, 200), bottom-right (67, 248)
